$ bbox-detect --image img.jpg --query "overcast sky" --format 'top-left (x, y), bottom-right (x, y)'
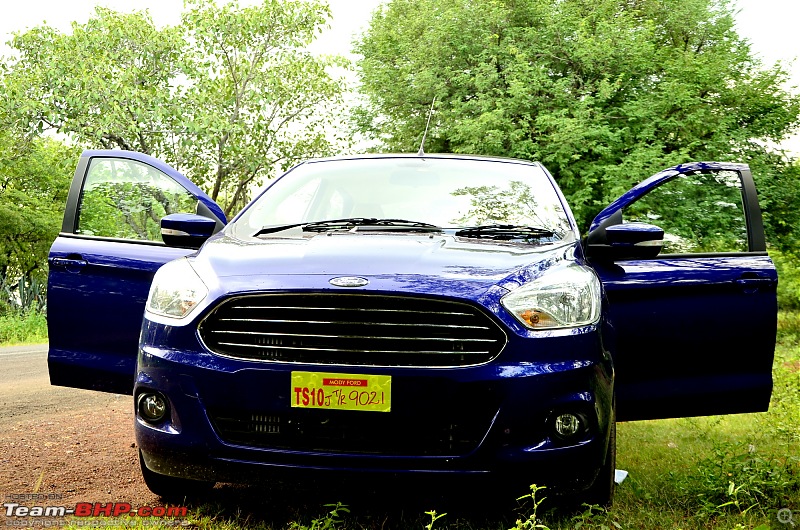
top-left (1, 0), bottom-right (798, 154)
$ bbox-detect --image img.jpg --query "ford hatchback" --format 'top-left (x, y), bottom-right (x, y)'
top-left (47, 151), bottom-right (777, 505)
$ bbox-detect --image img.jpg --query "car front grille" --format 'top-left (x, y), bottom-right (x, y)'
top-left (198, 293), bottom-right (506, 366)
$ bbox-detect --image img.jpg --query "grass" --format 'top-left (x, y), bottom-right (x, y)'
top-left (50, 312), bottom-right (800, 529)
top-left (0, 309), bottom-right (47, 345)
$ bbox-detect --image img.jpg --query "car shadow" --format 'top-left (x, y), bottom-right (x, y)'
top-left (176, 475), bottom-right (544, 529)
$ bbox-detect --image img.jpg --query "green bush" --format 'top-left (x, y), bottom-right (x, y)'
top-left (777, 311), bottom-right (800, 344)
top-left (682, 439), bottom-right (800, 517)
top-left (770, 250), bottom-right (800, 310)
top-left (0, 309), bottom-right (48, 345)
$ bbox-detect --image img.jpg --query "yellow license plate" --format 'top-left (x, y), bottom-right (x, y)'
top-left (291, 371), bottom-right (391, 412)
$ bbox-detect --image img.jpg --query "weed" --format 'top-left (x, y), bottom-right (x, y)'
top-left (0, 308), bottom-right (47, 345)
top-left (288, 502), bottom-right (349, 530)
top-left (424, 510), bottom-right (447, 530)
top-left (509, 485), bottom-right (550, 530)
top-left (570, 504), bottom-right (622, 529)
top-left (777, 310), bottom-right (800, 343)
top-left (681, 439), bottom-right (800, 518)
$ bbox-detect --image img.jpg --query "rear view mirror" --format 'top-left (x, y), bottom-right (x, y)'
top-left (161, 213), bottom-right (218, 249)
top-left (586, 222), bottom-right (664, 261)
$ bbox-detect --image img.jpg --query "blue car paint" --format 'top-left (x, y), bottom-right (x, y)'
top-left (47, 151), bottom-right (776, 496)
top-left (595, 254), bottom-right (776, 420)
top-left (132, 233), bottom-right (613, 483)
top-left (48, 236), bottom-right (195, 392)
top-left (48, 151), bottom-right (228, 393)
top-left (584, 161), bottom-right (776, 420)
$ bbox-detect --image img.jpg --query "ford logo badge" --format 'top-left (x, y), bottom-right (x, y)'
top-left (329, 276), bottom-right (369, 288)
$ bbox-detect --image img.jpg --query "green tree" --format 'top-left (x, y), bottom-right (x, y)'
top-left (0, 131), bottom-right (76, 311)
top-left (176, 0), bottom-right (348, 215)
top-left (354, 0), bottom-right (800, 233)
top-left (3, 0), bottom-right (347, 217)
top-left (5, 7), bottom-right (184, 154)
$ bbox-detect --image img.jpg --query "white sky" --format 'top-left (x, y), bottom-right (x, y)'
top-left (0, 0), bottom-right (798, 155)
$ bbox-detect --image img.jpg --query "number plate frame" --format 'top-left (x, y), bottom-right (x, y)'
top-left (290, 371), bottom-right (391, 412)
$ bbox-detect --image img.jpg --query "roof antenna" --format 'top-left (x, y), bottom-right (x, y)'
top-left (417, 96), bottom-right (436, 156)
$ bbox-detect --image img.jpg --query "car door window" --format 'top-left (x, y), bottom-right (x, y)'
top-left (622, 170), bottom-right (748, 254)
top-left (76, 158), bottom-right (198, 242)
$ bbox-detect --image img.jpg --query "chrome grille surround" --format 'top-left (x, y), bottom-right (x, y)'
top-left (198, 293), bottom-right (507, 367)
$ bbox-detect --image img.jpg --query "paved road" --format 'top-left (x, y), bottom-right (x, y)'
top-left (0, 343), bottom-right (126, 429)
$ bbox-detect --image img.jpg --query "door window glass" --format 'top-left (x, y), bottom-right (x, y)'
top-left (77, 158), bottom-right (197, 242)
top-left (623, 170), bottom-right (748, 253)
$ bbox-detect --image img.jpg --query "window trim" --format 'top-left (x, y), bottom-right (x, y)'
top-left (740, 167), bottom-right (767, 252)
top-left (65, 155), bottom-right (199, 243)
top-left (622, 169), bottom-right (751, 255)
top-left (586, 165), bottom-right (767, 260)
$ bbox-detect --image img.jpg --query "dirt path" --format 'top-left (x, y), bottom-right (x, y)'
top-left (0, 345), bottom-right (159, 506)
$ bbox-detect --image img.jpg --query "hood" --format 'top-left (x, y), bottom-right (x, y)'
top-left (190, 232), bottom-right (575, 300)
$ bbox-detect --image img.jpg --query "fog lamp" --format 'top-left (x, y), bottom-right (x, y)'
top-left (554, 413), bottom-right (582, 438)
top-left (138, 393), bottom-right (168, 423)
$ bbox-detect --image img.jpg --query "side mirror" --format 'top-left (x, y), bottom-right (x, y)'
top-left (161, 213), bottom-right (218, 249)
top-left (586, 222), bottom-right (664, 261)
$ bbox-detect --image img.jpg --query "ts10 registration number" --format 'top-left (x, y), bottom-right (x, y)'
top-left (291, 371), bottom-right (391, 412)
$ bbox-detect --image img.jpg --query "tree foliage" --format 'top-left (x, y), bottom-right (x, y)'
top-left (3, 0), bottom-right (347, 216)
top-left (0, 131), bottom-right (77, 311)
top-left (176, 0), bottom-right (348, 215)
top-left (354, 0), bottom-right (800, 233)
top-left (4, 8), bottom-right (183, 154)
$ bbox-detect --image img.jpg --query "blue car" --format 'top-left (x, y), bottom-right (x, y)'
top-left (47, 151), bottom-right (776, 504)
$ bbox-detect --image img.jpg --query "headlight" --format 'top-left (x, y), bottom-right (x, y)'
top-left (501, 264), bottom-right (601, 330)
top-left (145, 259), bottom-right (208, 319)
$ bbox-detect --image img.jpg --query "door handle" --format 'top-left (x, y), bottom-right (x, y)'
top-left (50, 257), bottom-right (88, 269)
top-left (735, 275), bottom-right (776, 291)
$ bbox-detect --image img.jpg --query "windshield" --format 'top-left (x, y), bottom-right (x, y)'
top-left (233, 157), bottom-right (574, 240)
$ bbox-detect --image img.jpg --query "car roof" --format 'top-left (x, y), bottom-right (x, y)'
top-left (302, 153), bottom-right (542, 167)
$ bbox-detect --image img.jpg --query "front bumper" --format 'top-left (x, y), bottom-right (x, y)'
top-left (134, 321), bottom-right (614, 491)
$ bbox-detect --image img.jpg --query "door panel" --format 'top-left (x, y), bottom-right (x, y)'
top-left (587, 163), bottom-right (777, 421)
top-left (48, 237), bottom-right (192, 393)
top-left (594, 255), bottom-right (776, 421)
top-left (48, 151), bottom-right (225, 395)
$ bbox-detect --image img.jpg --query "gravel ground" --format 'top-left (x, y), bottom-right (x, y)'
top-left (0, 345), bottom-right (161, 511)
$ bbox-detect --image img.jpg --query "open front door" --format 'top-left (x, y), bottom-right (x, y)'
top-left (586, 162), bottom-right (777, 421)
top-left (48, 150), bottom-right (225, 394)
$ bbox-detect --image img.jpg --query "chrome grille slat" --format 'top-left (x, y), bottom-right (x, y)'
top-left (217, 318), bottom-right (490, 329)
top-left (211, 330), bottom-right (496, 342)
top-left (198, 293), bottom-right (507, 366)
top-left (216, 341), bottom-right (491, 355)
top-left (231, 305), bottom-right (474, 316)
top-left (231, 306), bottom-right (471, 316)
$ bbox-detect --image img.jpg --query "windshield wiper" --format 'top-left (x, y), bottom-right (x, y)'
top-left (454, 224), bottom-right (557, 241)
top-left (308, 218), bottom-right (442, 233)
top-left (254, 218), bottom-right (442, 236)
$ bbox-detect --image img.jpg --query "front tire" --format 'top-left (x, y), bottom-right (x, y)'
top-left (584, 405), bottom-right (616, 507)
top-left (139, 450), bottom-right (215, 500)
